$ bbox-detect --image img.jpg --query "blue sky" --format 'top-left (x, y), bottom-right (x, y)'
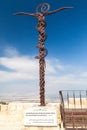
top-left (0, 0), bottom-right (87, 99)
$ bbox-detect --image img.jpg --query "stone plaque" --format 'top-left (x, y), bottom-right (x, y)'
top-left (24, 108), bottom-right (57, 126)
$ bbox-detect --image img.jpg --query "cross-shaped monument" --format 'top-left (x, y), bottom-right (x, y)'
top-left (14, 3), bottom-right (73, 106)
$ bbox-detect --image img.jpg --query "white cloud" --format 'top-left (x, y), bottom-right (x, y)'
top-left (56, 64), bottom-right (64, 70)
top-left (0, 55), bottom-right (62, 82)
top-left (1, 56), bottom-right (39, 73)
top-left (80, 72), bottom-right (87, 77)
top-left (4, 46), bottom-right (19, 57)
top-left (0, 56), bottom-right (39, 81)
top-left (0, 70), bottom-right (38, 82)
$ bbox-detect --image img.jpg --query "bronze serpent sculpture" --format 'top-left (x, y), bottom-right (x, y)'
top-left (14, 3), bottom-right (73, 106)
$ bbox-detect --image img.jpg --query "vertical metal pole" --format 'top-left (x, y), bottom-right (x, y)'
top-left (73, 91), bottom-right (75, 108)
top-left (67, 91), bottom-right (69, 108)
top-left (80, 91), bottom-right (82, 108)
top-left (35, 14), bottom-right (48, 106)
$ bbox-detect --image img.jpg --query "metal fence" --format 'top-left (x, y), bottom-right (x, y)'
top-left (59, 90), bottom-right (87, 129)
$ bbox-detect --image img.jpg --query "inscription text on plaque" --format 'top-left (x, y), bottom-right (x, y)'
top-left (24, 108), bottom-right (57, 126)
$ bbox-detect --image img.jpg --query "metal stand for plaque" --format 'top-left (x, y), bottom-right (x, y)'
top-left (14, 3), bottom-right (73, 106)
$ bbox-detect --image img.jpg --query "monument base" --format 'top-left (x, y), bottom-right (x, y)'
top-left (0, 102), bottom-right (64, 130)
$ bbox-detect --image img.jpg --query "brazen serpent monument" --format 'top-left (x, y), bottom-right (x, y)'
top-left (14, 3), bottom-right (73, 106)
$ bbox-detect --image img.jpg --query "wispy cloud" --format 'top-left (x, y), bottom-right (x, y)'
top-left (4, 46), bottom-right (19, 57)
top-left (80, 72), bottom-right (87, 77)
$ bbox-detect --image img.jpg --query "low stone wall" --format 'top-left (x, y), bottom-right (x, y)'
top-left (0, 102), bottom-right (63, 130)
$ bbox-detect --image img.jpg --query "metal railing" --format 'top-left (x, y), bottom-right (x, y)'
top-left (59, 90), bottom-right (87, 129)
